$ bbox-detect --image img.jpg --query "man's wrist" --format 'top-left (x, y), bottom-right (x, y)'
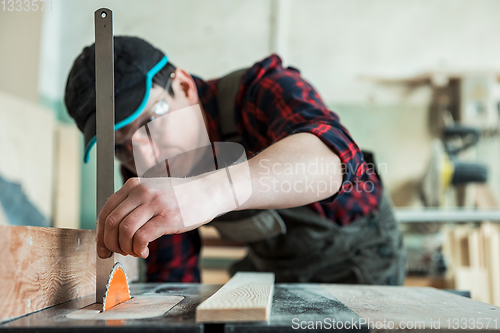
top-left (197, 168), bottom-right (240, 218)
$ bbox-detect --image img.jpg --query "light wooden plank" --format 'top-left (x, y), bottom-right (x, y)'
top-left (453, 225), bottom-right (472, 267)
top-left (441, 224), bottom-right (456, 288)
top-left (455, 266), bottom-right (490, 303)
top-left (53, 124), bottom-right (81, 229)
top-left (482, 222), bottom-right (500, 306)
top-left (199, 225), bottom-right (220, 239)
top-left (491, 226), bottom-right (500, 306)
top-left (200, 225), bottom-right (245, 247)
top-left (323, 284), bottom-right (500, 331)
top-left (196, 272), bottom-right (274, 323)
top-left (66, 295), bottom-right (184, 320)
top-left (403, 276), bottom-right (445, 288)
top-left (201, 246), bottom-right (248, 259)
top-left (0, 225), bottom-right (96, 322)
top-left (476, 184), bottom-right (500, 208)
top-left (468, 228), bottom-right (483, 268)
top-left (201, 269), bottom-right (231, 284)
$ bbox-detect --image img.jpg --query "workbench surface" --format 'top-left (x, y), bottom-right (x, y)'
top-left (2, 283), bottom-right (500, 332)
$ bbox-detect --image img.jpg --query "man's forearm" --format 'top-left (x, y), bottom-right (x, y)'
top-left (227, 133), bottom-right (343, 210)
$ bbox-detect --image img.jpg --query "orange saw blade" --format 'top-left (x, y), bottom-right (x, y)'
top-left (102, 262), bottom-right (131, 311)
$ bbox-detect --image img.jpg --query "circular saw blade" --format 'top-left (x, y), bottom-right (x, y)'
top-left (102, 262), bottom-right (131, 312)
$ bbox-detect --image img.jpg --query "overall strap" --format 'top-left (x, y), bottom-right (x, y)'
top-left (211, 67), bottom-right (288, 243)
top-left (216, 68), bottom-right (247, 142)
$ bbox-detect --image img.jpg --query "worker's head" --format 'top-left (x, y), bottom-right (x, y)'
top-left (65, 36), bottom-right (204, 175)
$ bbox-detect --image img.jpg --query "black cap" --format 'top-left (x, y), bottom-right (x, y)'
top-left (64, 36), bottom-right (168, 162)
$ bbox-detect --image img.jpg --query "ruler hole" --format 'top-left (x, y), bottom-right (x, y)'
top-left (101, 11), bottom-right (107, 18)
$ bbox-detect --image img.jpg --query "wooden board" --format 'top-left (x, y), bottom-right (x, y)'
top-left (201, 246), bottom-right (248, 260)
top-left (199, 225), bottom-right (245, 246)
top-left (476, 184), bottom-right (500, 208)
top-left (403, 276), bottom-right (446, 288)
top-left (53, 124), bottom-right (81, 230)
top-left (455, 266), bottom-right (490, 303)
top-left (468, 228), bottom-right (485, 268)
top-left (66, 295), bottom-right (184, 320)
top-left (196, 272), bottom-right (274, 323)
top-left (0, 225), bottom-right (96, 322)
top-left (453, 225), bottom-right (472, 266)
top-left (323, 284), bottom-right (500, 331)
top-left (441, 224), bottom-right (456, 288)
top-left (482, 222), bottom-right (500, 306)
top-left (201, 269), bottom-right (231, 284)
top-left (490, 227), bottom-right (500, 306)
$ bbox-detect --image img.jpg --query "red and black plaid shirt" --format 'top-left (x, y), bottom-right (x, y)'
top-left (122, 54), bottom-right (382, 283)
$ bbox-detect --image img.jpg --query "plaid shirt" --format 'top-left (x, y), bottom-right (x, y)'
top-left (121, 54), bottom-right (382, 282)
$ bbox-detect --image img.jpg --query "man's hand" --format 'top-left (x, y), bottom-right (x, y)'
top-left (97, 175), bottom-right (229, 259)
top-left (96, 133), bottom-right (342, 259)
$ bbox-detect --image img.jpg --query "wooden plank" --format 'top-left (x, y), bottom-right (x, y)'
top-left (491, 226), bottom-right (500, 306)
top-left (52, 124), bottom-right (81, 229)
top-left (199, 225), bottom-right (245, 247)
top-left (476, 184), bottom-right (500, 208)
top-left (201, 269), bottom-right (231, 284)
top-left (66, 295), bottom-right (184, 320)
top-left (482, 222), bottom-right (500, 306)
top-left (201, 246), bottom-right (248, 260)
top-left (0, 225), bottom-right (96, 322)
top-left (453, 225), bottom-right (472, 266)
top-left (441, 224), bottom-right (456, 288)
top-left (196, 272), bottom-right (274, 323)
top-left (468, 228), bottom-right (484, 268)
top-left (455, 266), bottom-right (490, 303)
top-left (323, 284), bottom-right (500, 331)
top-left (403, 276), bottom-right (446, 288)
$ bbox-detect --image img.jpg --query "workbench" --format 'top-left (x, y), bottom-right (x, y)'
top-left (2, 283), bottom-right (500, 332)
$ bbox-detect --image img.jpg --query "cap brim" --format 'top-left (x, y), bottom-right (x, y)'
top-left (83, 55), bottom-right (168, 163)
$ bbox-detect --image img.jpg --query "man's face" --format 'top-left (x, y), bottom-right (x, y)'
top-left (115, 69), bottom-right (206, 177)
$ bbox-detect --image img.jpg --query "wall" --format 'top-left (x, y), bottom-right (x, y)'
top-left (0, 8), bottom-right (43, 102)
top-left (0, 91), bottom-right (55, 221)
top-left (287, 0), bottom-right (500, 104)
top-left (0, 8), bottom-right (53, 223)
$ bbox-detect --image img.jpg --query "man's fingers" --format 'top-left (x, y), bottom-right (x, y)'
top-left (118, 206), bottom-right (155, 257)
top-left (98, 178), bottom-right (138, 222)
top-left (97, 178), bottom-right (140, 257)
top-left (132, 215), bottom-right (168, 259)
top-left (97, 218), bottom-right (111, 259)
top-left (104, 196), bottom-right (142, 255)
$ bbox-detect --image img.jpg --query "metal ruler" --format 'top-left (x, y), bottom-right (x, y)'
top-left (94, 7), bottom-right (115, 304)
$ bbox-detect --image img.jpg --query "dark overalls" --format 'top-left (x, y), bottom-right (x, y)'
top-left (209, 69), bottom-right (406, 285)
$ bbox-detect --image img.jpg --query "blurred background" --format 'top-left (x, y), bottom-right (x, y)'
top-left (1, 0), bottom-right (499, 303)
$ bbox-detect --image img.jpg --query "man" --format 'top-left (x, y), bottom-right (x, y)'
top-left (65, 36), bottom-right (405, 285)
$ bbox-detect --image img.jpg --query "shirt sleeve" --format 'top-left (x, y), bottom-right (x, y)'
top-left (243, 66), bottom-right (368, 202)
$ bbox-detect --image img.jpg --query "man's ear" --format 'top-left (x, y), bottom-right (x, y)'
top-left (172, 68), bottom-right (198, 104)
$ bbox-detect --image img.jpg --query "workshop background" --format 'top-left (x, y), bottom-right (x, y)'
top-left (1, 0), bottom-right (499, 304)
